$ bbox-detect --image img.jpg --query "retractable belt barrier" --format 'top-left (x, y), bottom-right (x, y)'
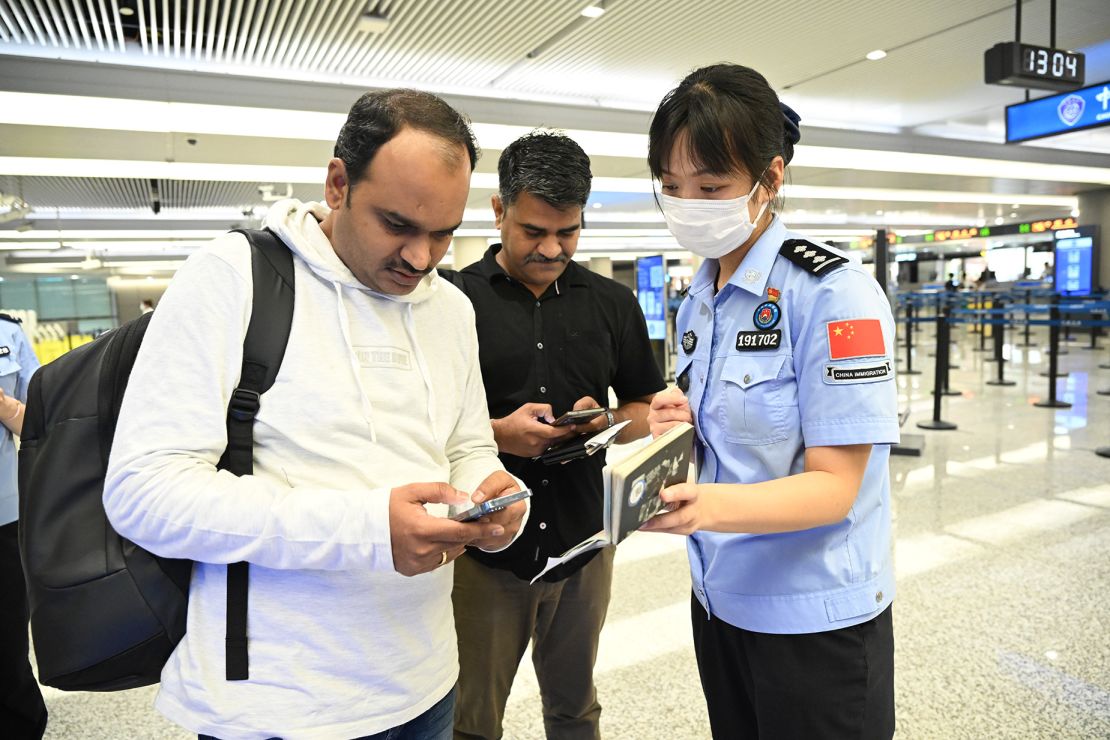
top-left (898, 291), bottom-right (1110, 446)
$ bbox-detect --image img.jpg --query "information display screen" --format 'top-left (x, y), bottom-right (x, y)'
top-left (1054, 227), bottom-right (1098, 297)
top-left (636, 255), bottom-right (666, 340)
top-left (1006, 81), bottom-right (1110, 143)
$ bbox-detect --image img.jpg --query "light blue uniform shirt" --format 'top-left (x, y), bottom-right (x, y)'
top-left (677, 216), bottom-right (899, 634)
top-left (0, 317), bottom-right (40, 526)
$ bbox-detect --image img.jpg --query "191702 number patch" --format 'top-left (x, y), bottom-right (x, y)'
top-left (736, 330), bottom-right (781, 351)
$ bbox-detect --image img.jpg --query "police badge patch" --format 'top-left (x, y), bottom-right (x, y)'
top-left (682, 330), bottom-right (697, 354)
top-left (752, 301), bottom-right (781, 330)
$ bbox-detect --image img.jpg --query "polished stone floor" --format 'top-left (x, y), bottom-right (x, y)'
top-left (33, 323), bottom-right (1110, 739)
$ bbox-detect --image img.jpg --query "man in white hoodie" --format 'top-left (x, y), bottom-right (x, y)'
top-left (104, 89), bottom-right (527, 739)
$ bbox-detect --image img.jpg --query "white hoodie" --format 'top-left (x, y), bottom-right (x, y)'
top-left (105, 200), bottom-right (513, 739)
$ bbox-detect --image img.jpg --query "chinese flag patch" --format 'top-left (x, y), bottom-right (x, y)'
top-left (826, 319), bottom-right (885, 360)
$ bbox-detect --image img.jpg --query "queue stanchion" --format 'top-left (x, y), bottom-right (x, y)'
top-left (943, 295), bottom-right (961, 369)
top-left (973, 294), bottom-right (989, 352)
top-left (986, 299), bottom-right (1015, 387)
top-left (941, 311), bottom-right (961, 396)
top-left (917, 307), bottom-right (957, 430)
top-left (1017, 289), bottom-right (1035, 347)
top-left (902, 303), bottom-right (921, 375)
top-left (983, 300), bottom-right (999, 364)
top-left (1034, 302), bottom-right (1072, 409)
top-left (1083, 309), bottom-right (1102, 350)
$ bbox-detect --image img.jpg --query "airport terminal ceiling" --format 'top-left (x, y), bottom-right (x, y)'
top-left (0, 0), bottom-right (1108, 275)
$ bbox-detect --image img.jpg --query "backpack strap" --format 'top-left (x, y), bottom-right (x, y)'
top-left (220, 228), bottom-right (295, 681)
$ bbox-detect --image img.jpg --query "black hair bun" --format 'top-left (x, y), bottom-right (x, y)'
top-left (781, 103), bottom-right (801, 147)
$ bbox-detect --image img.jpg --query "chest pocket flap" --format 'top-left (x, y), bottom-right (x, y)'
top-left (719, 353), bottom-right (792, 445)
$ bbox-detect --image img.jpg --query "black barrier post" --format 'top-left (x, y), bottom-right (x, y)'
top-left (986, 299), bottom-right (1015, 386)
top-left (1017, 288), bottom-right (1035, 347)
top-left (1096, 447), bottom-right (1110, 458)
top-left (942, 309), bottom-right (961, 393)
top-left (974, 295), bottom-right (990, 352)
top-left (983, 300), bottom-right (999, 363)
top-left (1034, 301), bottom-right (1072, 409)
top-left (903, 303), bottom-right (921, 375)
top-left (917, 307), bottom-right (958, 430)
top-left (1083, 310), bottom-right (1102, 350)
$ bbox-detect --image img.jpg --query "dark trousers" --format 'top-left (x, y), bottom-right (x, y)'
top-left (1, 521), bottom-right (48, 740)
top-left (452, 547), bottom-right (615, 740)
top-left (691, 593), bottom-right (895, 740)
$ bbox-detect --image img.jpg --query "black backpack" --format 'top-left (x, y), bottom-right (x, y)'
top-left (17, 228), bottom-right (294, 691)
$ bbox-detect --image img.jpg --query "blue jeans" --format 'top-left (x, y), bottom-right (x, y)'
top-left (198, 686), bottom-right (456, 740)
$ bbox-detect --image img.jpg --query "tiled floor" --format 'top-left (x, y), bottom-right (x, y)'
top-left (34, 324), bottom-right (1110, 739)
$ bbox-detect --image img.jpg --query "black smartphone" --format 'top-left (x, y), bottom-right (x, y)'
top-left (551, 408), bottom-right (607, 427)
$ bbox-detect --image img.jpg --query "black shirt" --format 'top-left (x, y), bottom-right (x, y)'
top-left (442, 245), bottom-right (666, 581)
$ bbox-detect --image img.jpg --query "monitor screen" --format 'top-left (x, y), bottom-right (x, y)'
top-left (636, 255), bottom-right (666, 340)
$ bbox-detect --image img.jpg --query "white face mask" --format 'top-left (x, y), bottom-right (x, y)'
top-left (659, 178), bottom-right (771, 259)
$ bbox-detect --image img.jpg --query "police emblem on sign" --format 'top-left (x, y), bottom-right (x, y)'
top-left (752, 301), bottom-right (781, 330)
top-left (682, 330), bottom-right (697, 354)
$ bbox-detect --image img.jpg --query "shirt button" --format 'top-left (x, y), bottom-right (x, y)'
top-left (537, 342), bottom-right (544, 350)
top-left (541, 479), bottom-right (549, 486)
top-left (539, 522), bottom-right (547, 530)
top-left (875, 591), bottom-right (883, 603)
top-left (540, 386), bottom-right (546, 394)
top-left (535, 301), bottom-right (541, 308)
top-left (743, 374), bottom-right (751, 384)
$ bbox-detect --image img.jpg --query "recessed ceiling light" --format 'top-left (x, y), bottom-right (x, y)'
top-left (1011, 203), bottom-right (1020, 209)
top-left (866, 49), bottom-right (887, 61)
top-left (70, 274), bottom-right (79, 280)
top-left (1009, 212), bottom-right (1017, 217)
top-left (995, 216), bottom-right (1005, 225)
top-left (119, 6), bottom-right (134, 16)
top-left (581, 3), bottom-right (606, 18)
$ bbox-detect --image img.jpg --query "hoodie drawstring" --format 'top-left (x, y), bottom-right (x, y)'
top-left (333, 282), bottom-right (379, 443)
top-left (402, 303), bottom-right (439, 445)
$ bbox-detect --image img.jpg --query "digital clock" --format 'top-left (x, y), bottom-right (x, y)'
top-left (984, 41), bottom-right (1084, 92)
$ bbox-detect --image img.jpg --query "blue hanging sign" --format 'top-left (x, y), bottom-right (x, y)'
top-left (1005, 80), bottom-right (1110, 143)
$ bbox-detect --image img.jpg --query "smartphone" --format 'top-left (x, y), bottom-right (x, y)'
top-left (450, 488), bottom-right (533, 522)
top-left (551, 408), bottom-right (607, 427)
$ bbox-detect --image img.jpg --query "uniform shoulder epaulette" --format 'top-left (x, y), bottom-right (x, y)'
top-left (779, 239), bottom-right (848, 277)
top-left (0, 312), bottom-right (22, 324)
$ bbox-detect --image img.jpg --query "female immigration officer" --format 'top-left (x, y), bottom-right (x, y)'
top-left (642, 64), bottom-right (898, 739)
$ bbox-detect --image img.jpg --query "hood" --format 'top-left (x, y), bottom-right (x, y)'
top-left (264, 198), bottom-right (440, 305)
top-left (262, 198), bottom-right (444, 445)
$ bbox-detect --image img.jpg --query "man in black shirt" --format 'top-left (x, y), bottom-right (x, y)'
top-left (444, 131), bottom-right (666, 740)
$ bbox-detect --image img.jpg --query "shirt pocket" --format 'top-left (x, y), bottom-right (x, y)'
top-left (561, 327), bottom-right (613, 394)
top-left (719, 353), bottom-right (791, 445)
top-left (0, 355), bottom-right (22, 399)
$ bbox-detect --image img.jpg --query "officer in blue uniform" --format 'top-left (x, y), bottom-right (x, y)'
top-left (0, 312), bottom-right (46, 739)
top-left (643, 64), bottom-right (898, 739)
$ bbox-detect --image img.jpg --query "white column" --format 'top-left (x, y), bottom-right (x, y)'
top-left (1077, 188), bottom-right (1110, 292)
top-left (588, 256), bottom-right (613, 278)
top-left (448, 237), bottom-right (489, 271)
